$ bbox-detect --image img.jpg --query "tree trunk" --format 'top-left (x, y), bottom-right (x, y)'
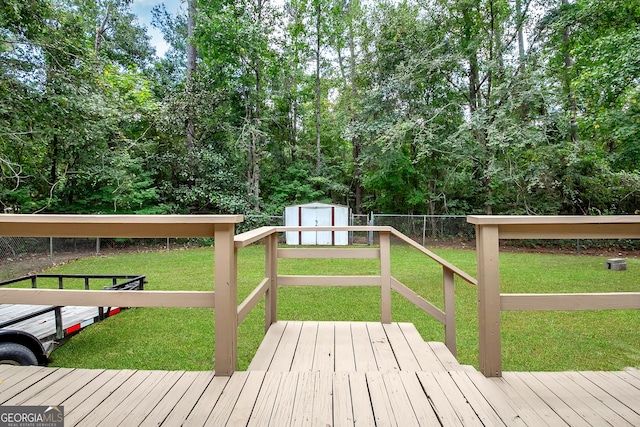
top-left (561, 0), bottom-right (578, 144)
top-left (185, 0), bottom-right (197, 154)
top-left (94, 5), bottom-right (110, 54)
top-left (348, 0), bottom-right (362, 214)
top-left (315, 0), bottom-right (322, 171)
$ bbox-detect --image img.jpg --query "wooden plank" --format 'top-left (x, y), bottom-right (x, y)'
top-left (564, 372), bottom-right (638, 426)
top-left (268, 321), bottom-right (303, 372)
top-left (467, 215), bottom-right (640, 225)
top-left (269, 372), bottom-right (300, 426)
top-left (389, 229), bottom-right (477, 286)
top-left (21, 369), bottom-right (103, 407)
top-left (291, 322), bottom-right (318, 371)
top-left (312, 372), bottom-right (333, 427)
top-left (367, 323), bottom-right (399, 372)
top-left (214, 222), bottom-right (238, 376)
top-left (613, 370), bottom-right (640, 390)
top-left (380, 231), bottom-right (391, 323)
top-left (382, 323), bottom-right (421, 371)
top-left (427, 342), bottom-right (462, 370)
top-left (248, 321), bottom-right (287, 371)
top-left (204, 371), bottom-right (252, 426)
top-left (139, 371), bottom-right (211, 426)
top-left (464, 371), bottom-right (527, 427)
top-left (3, 367), bottom-right (76, 405)
top-left (381, 372), bottom-right (420, 427)
top-left (520, 372), bottom-right (609, 427)
top-left (290, 372), bottom-right (316, 426)
top-left (500, 223), bottom-right (640, 239)
top-left (398, 372), bottom-right (445, 427)
top-left (237, 278), bottom-right (269, 324)
top-left (366, 371), bottom-right (397, 427)
top-left (580, 371), bottom-right (640, 422)
top-left (416, 372), bottom-right (464, 426)
top-left (0, 366), bottom-right (53, 404)
top-left (0, 288), bottom-right (216, 308)
top-left (501, 293), bottom-right (640, 311)
top-left (277, 275), bottom-right (380, 287)
top-left (447, 371), bottom-right (506, 427)
top-left (333, 372), bottom-right (355, 427)
top-left (181, 375), bottom-right (230, 427)
top-left (313, 322), bottom-right (335, 371)
top-left (397, 323), bottom-right (446, 371)
top-left (234, 226), bottom-right (276, 248)
top-left (432, 371), bottom-right (496, 427)
top-left (278, 248), bottom-right (380, 259)
top-left (265, 233), bottom-right (278, 328)
top-left (475, 223), bottom-right (502, 377)
top-left (349, 372), bottom-right (376, 426)
top-left (443, 266), bottom-right (457, 357)
top-left (246, 372), bottom-right (283, 426)
top-left (275, 225), bottom-right (392, 233)
top-left (103, 370), bottom-right (184, 427)
top-left (90, 370), bottom-right (171, 427)
top-left (66, 369), bottom-right (139, 426)
top-left (495, 373), bottom-right (568, 426)
top-left (391, 278), bottom-right (446, 324)
top-left (334, 322), bottom-right (356, 372)
top-left (0, 214), bottom-right (243, 238)
top-left (350, 322), bottom-right (378, 372)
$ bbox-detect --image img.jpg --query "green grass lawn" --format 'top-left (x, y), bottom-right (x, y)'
top-left (33, 245), bottom-right (640, 372)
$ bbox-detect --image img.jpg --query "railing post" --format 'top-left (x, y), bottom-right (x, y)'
top-left (265, 232), bottom-right (278, 331)
top-left (214, 222), bottom-right (238, 376)
top-left (443, 266), bottom-right (457, 358)
top-left (380, 230), bottom-right (391, 323)
top-left (476, 224), bottom-right (502, 377)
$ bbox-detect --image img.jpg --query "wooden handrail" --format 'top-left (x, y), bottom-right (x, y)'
top-left (390, 228), bottom-right (477, 286)
top-left (235, 225), bottom-right (476, 357)
top-left (468, 215), bottom-right (640, 378)
top-left (0, 288), bottom-right (215, 308)
top-left (0, 214), bottom-right (243, 238)
top-left (0, 214), bottom-right (240, 376)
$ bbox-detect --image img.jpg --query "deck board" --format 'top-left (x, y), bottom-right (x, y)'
top-left (0, 321), bottom-right (638, 426)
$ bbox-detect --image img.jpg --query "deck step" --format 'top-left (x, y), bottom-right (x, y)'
top-left (248, 321), bottom-right (475, 373)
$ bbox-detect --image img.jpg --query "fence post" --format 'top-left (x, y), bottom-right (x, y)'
top-left (368, 212), bottom-right (374, 245)
top-left (380, 230), bottom-right (391, 323)
top-left (214, 222), bottom-right (238, 376)
top-left (443, 266), bottom-right (457, 357)
top-left (265, 231), bottom-right (278, 331)
top-left (422, 215), bottom-right (427, 247)
top-left (476, 224), bottom-right (502, 377)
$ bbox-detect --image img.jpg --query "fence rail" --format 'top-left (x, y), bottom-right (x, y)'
top-left (468, 215), bottom-right (640, 377)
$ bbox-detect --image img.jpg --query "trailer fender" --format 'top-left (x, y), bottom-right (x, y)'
top-left (0, 330), bottom-right (48, 365)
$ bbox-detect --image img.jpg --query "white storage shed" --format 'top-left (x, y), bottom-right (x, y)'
top-left (285, 202), bottom-right (350, 245)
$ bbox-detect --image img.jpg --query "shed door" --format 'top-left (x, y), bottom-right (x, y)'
top-left (300, 207), bottom-right (333, 245)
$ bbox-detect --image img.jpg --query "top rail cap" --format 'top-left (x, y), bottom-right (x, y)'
top-left (466, 215), bottom-right (640, 225)
top-left (0, 214), bottom-right (244, 238)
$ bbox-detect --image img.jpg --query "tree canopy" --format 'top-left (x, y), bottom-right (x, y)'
top-left (1, 0), bottom-right (639, 215)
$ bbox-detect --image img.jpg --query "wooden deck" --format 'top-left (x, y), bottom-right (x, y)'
top-left (0, 321), bottom-right (639, 426)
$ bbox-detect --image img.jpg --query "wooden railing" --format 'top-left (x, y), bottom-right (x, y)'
top-left (0, 214), bottom-right (242, 375)
top-left (468, 215), bottom-right (640, 377)
top-left (234, 226), bottom-right (477, 358)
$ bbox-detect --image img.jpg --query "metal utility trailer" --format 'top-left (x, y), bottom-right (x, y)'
top-left (0, 274), bottom-right (145, 365)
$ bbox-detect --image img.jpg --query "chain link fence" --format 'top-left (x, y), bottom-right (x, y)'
top-left (3, 214), bottom-right (637, 281)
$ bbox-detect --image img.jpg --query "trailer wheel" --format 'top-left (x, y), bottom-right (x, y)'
top-left (0, 342), bottom-right (39, 366)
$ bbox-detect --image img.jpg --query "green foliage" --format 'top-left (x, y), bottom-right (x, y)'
top-left (1, 0), bottom-right (639, 216)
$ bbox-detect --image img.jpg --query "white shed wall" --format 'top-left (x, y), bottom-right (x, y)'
top-left (285, 203), bottom-right (349, 245)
